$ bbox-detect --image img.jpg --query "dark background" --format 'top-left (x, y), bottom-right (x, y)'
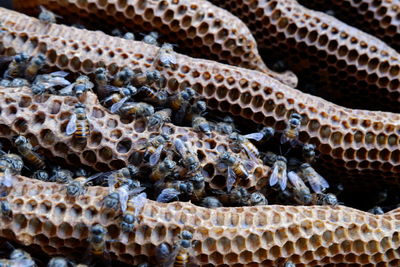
top-left (0, 0), bottom-right (12, 9)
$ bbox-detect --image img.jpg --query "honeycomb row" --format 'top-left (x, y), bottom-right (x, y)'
top-left (299, 0), bottom-right (400, 52)
top-left (3, 175), bottom-right (400, 266)
top-left (1, 8), bottom-right (400, 181)
top-left (12, 0), bottom-right (298, 88)
top-left (208, 0), bottom-right (400, 112)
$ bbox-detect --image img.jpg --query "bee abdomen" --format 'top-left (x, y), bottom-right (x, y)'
top-left (74, 121), bottom-right (90, 142)
top-left (23, 151), bottom-right (45, 169)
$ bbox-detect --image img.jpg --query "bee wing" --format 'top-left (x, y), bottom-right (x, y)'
top-left (1, 168), bottom-right (13, 187)
top-left (51, 70), bottom-right (70, 77)
top-left (243, 132), bottom-right (264, 141)
top-left (10, 259), bottom-right (36, 267)
top-left (85, 171), bottom-right (111, 185)
top-left (149, 145), bottom-right (163, 166)
top-left (226, 166), bottom-right (236, 192)
top-left (104, 85), bottom-right (121, 93)
top-left (156, 188), bottom-right (180, 203)
top-left (288, 171), bottom-right (304, 190)
top-left (243, 160), bottom-right (255, 171)
top-left (132, 192), bottom-right (147, 218)
top-left (279, 168), bottom-right (288, 191)
top-left (319, 174), bottom-right (330, 190)
top-left (110, 96), bottom-right (129, 113)
top-left (307, 173), bottom-right (323, 193)
top-left (242, 144), bottom-right (259, 162)
top-left (174, 102), bottom-right (189, 125)
top-left (58, 83), bottom-right (74, 95)
top-left (173, 138), bottom-right (186, 156)
top-left (118, 186), bottom-right (129, 213)
top-left (65, 114), bottom-right (77, 135)
top-left (269, 164), bottom-right (279, 187)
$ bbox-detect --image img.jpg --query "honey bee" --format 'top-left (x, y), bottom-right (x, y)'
top-left (368, 206), bottom-right (384, 215)
top-left (310, 193), bottom-right (339, 206)
top-left (32, 170), bottom-right (50, 182)
top-left (249, 192), bottom-right (268, 206)
top-left (0, 79), bottom-right (11, 87)
top-left (0, 153), bottom-right (24, 175)
top-left (169, 87), bottom-right (197, 124)
top-left (4, 53), bottom-right (29, 79)
top-left (298, 163), bottom-right (329, 193)
top-left (66, 103), bottom-right (91, 144)
top-left (47, 257), bottom-right (71, 267)
top-left (66, 177), bottom-right (88, 197)
top-left (200, 196), bottom-right (223, 208)
top-left (192, 116), bottom-right (211, 135)
top-left (156, 43), bottom-right (177, 69)
top-left (281, 113), bottom-right (302, 147)
top-left (24, 54), bottom-right (46, 80)
top-left (142, 31), bottom-right (159, 46)
top-left (132, 70), bottom-right (163, 88)
top-left (34, 71), bottom-right (71, 92)
top-left (118, 102), bottom-right (155, 118)
top-left (283, 261), bottom-right (296, 267)
top-left (148, 108), bottom-right (172, 128)
top-left (50, 166), bottom-right (73, 183)
top-left (150, 158), bottom-right (176, 182)
top-left (215, 115), bottom-right (236, 135)
top-left (188, 172), bottom-right (205, 200)
top-left (262, 151), bottom-right (278, 167)
top-left (87, 224), bottom-right (107, 256)
top-left (156, 180), bottom-right (194, 203)
top-left (174, 139), bottom-right (200, 173)
top-left (14, 136), bottom-right (45, 170)
top-left (269, 156), bottom-right (288, 191)
top-left (255, 126), bottom-right (275, 146)
top-left (302, 143), bottom-right (316, 163)
top-left (184, 100), bottom-right (207, 123)
top-left (0, 249), bottom-right (36, 267)
top-left (121, 192), bottom-right (147, 233)
top-left (136, 86), bottom-right (168, 105)
top-left (123, 32), bottom-right (135, 40)
top-left (112, 67), bottom-right (134, 87)
top-left (94, 67), bottom-right (110, 97)
top-left (9, 78), bottom-right (30, 88)
top-left (142, 135), bottom-right (169, 166)
top-left (86, 165), bottom-right (140, 188)
top-left (38, 5), bottom-right (61, 23)
top-left (218, 152), bottom-right (251, 192)
top-left (0, 200), bottom-right (12, 218)
top-left (287, 171), bottom-right (312, 205)
top-left (59, 75), bottom-right (94, 97)
top-left (102, 191), bottom-right (120, 211)
top-left (160, 230), bottom-right (198, 267)
top-left (102, 86), bottom-right (137, 113)
top-left (228, 132), bottom-right (262, 162)
top-left (74, 167), bottom-right (90, 178)
top-left (211, 187), bottom-right (250, 206)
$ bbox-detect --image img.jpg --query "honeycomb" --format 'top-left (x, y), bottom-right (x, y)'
top-left (12, 0), bottom-right (298, 87)
top-left (1, 8), bottom-right (400, 183)
top-left (3, 175), bottom-right (400, 266)
top-left (298, 0), bottom-right (400, 52)
top-left (208, 0), bottom-right (400, 113)
top-left (0, 87), bottom-right (269, 190)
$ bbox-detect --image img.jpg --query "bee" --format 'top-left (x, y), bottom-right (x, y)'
top-left (150, 158), bottom-right (176, 182)
top-left (218, 152), bottom-right (251, 192)
top-left (188, 172), bottom-right (205, 200)
top-left (86, 165), bottom-right (140, 188)
top-left (102, 86), bottom-right (137, 113)
top-left (102, 192), bottom-right (120, 211)
top-left (34, 71), bottom-right (71, 91)
top-left (142, 31), bottom-right (159, 46)
top-left (161, 230), bottom-right (197, 267)
top-left (112, 67), bottom-right (134, 87)
top-left (0, 153), bottom-right (24, 175)
top-left (228, 132), bottom-right (262, 162)
top-left (136, 86), bottom-right (168, 105)
top-left (14, 136), bottom-right (45, 170)
top-left (156, 43), bottom-right (177, 69)
top-left (9, 78), bottom-right (30, 87)
top-left (156, 180), bottom-right (194, 203)
top-left (255, 126), bottom-right (275, 146)
top-left (66, 103), bottom-right (91, 144)
top-left (287, 171), bottom-right (312, 205)
top-left (281, 113), bottom-right (302, 147)
top-left (262, 151), bottom-right (278, 167)
top-left (50, 166), bottom-right (73, 183)
top-left (215, 115), bottom-right (236, 135)
top-left (0, 249), bottom-right (36, 267)
top-left (310, 193), bottom-right (339, 206)
top-left (118, 102), bottom-right (154, 118)
top-left (174, 139), bottom-right (200, 173)
top-left (368, 206), bottom-right (384, 215)
top-left (169, 87), bottom-right (197, 124)
top-left (111, 28), bottom-right (124, 37)
top-left (200, 196), bottom-right (223, 208)
top-left (141, 134), bottom-right (169, 166)
top-left (302, 144), bottom-right (316, 163)
top-left (88, 224), bottom-right (107, 256)
top-left (38, 5), bottom-right (61, 23)
top-left (283, 261), bottom-right (296, 267)
top-left (4, 53), bottom-right (29, 79)
top-left (148, 108), bottom-right (172, 128)
top-left (249, 192), bottom-right (268, 206)
top-left (0, 200), bottom-right (12, 218)
top-left (32, 170), bottom-right (50, 182)
top-left (132, 70), bottom-right (163, 89)
top-left (184, 100), bottom-right (207, 123)
top-left (59, 75), bottom-right (94, 98)
top-left (74, 167), bottom-right (90, 178)
top-left (0, 79), bottom-right (11, 87)
top-left (66, 177), bottom-right (88, 197)
top-left (192, 116), bottom-right (211, 135)
top-left (94, 67), bottom-right (110, 97)
top-left (211, 187), bottom-right (250, 206)
top-left (121, 192), bottom-right (147, 233)
top-left (24, 54), bottom-right (46, 80)
top-left (269, 156), bottom-right (288, 191)
top-left (123, 32), bottom-right (135, 40)
top-left (298, 163), bottom-right (329, 193)
top-left (47, 257), bottom-right (71, 267)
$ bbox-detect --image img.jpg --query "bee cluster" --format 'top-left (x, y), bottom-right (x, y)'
top-left (0, 5), bottom-right (398, 267)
